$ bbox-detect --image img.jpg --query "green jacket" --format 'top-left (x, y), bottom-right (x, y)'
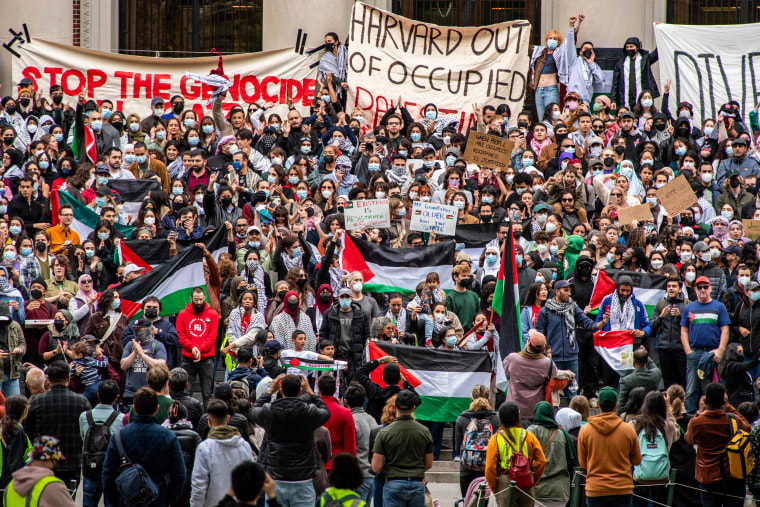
top-left (526, 424), bottom-right (572, 502)
top-left (0, 322), bottom-right (25, 380)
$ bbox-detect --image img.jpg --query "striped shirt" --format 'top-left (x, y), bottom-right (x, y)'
top-left (70, 355), bottom-right (108, 385)
top-left (680, 300), bottom-right (730, 348)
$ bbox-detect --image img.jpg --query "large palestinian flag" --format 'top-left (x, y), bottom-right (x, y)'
top-left (52, 190), bottom-right (134, 240)
top-left (117, 245), bottom-right (206, 319)
top-left (340, 235), bottom-right (456, 294)
top-left (367, 341), bottom-right (491, 422)
top-left (588, 269), bottom-right (668, 317)
top-left (455, 223), bottom-right (501, 263)
top-left (121, 227), bottom-right (228, 270)
top-left (106, 180), bottom-right (162, 222)
top-left (492, 221), bottom-right (521, 354)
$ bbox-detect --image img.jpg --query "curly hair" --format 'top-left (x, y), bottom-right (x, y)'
top-left (381, 395), bottom-right (397, 424)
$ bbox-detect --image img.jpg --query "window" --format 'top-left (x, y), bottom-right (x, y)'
top-left (667, 0), bottom-right (760, 24)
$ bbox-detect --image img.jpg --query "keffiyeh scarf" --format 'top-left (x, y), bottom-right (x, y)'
top-left (184, 72), bottom-right (232, 105)
top-left (387, 307), bottom-right (407, 334)
top-left (610, 293), bottom-right (635, 331)
top-left (386, 164), bottom-right (409, 184)
top-left (545, 298), bottom-right (577, 349)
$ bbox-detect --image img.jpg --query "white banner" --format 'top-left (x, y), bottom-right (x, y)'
top-left (344, 199), bottom-right (390, 230)
top-left (654, 22), bottom-right (760, 129)
top-left (347, 2), bottom-right (531, 132)
top-left (12, 39), bottom-right (319, 118)
top-left (410, 201), bottom-right (458, 236)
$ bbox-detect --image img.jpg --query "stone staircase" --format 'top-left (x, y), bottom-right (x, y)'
top-left (425, 425), bottom-right (460, 483)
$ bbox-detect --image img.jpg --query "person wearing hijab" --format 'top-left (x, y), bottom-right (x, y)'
top-left (38, 309), bottom-right (79, 365)
top-left (68, 273), bottom-right (98, 334)
top-left (527, 401), bottom-right (577, 507)
top-left (309, 283), bottom-right (333, 333)
top-left (555, 407), bottom-right (582, 449)
top-left (269, 289), bottom-right (317, 351)
top-left (0, 267), bottom-right (24, 325)
top-left (1, 148), bottom-right (25, 185)
top-left (557, 234), bottom-right (584, 280)
top-left (475, 246), bottom-right (500, 283)
top-left (125, 113), bottom-right (147, 144)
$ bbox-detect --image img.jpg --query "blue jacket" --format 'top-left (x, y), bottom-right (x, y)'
top-left (535, 303), bottom-right (597, 361)
top-left (595, 294), bottom-right (651, 336)
top-left (717, 155), bottom-right (760, 186)
top-left (520, 306), bottom-right (536, 346)
top-left (103, 414), bottom-right (186, 507)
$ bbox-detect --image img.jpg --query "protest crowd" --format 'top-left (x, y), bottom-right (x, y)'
top-left (3, 8), bottom-right (760, 507)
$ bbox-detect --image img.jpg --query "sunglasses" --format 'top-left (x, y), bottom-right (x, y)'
top-left (696, 285), bottom-right (710, 290)
top-left (561, 198), bottom-right (574, 202)
top-left (81, 279), bottom-right (92, 283)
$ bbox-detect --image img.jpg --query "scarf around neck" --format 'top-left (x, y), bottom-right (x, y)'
top-left (545, 298), bottom-right (577, 349)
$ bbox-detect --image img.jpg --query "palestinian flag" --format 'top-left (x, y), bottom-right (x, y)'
top-left (107, 180), bottom-right (162, 223)
top-left (117, 245), bottom-right (206, 319)
top-left (71, 124), bottom-right (97, 163)
top-left (588, 269), bottom-right (667, 317)
top-left (121, 227), bottom-right (228, 269)
top-left (340, 235), bottom-right (456, 294)
top-left (367, 341), bottom-right (491, 422)
top-left (280, 356), bottom-right (348, 372)
top-left (454, 223), bottom-right (500, 262)
top-left (492, 221), bottom-right (521, 369)
top-left (52, 190), bottom-right (134, 240)
top-left (593, 330), bottom-right (635, 376)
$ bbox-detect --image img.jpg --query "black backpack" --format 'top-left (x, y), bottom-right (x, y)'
top-left (82, 410), bottom-right (120, 478)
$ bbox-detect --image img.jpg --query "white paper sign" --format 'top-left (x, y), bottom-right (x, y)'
top-left (411, 201), bottom-right (458, 235)
top-left (344, 199), bottom-right (390, 230)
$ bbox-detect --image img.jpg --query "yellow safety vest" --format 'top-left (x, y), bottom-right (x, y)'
top-left (495, 428), bottom-right (530, 471)
top-left (3, 475), bottom-right (65, 507)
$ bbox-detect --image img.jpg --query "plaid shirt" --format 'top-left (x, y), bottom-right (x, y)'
top-left (23, 385), bottom-right (92, 472)
top-left (19, 253), bottom-right (53, 290)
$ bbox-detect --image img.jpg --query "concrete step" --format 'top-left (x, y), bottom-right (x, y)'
top-left (425, 470), bottom-right (460, 483)
top-left (443, 426), bottom-right (453, 439)
top-left (439, 449), bottom-right (453, 460)
top-left (431, 460), bottom-right (460, 471)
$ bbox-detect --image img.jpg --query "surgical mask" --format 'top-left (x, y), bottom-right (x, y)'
top-left (485, 254), bottom-right (498, 265)
top-left (144, 217), bottom-right (155, 226)
top-left (3, 251), bottom-right (15, 262)
top-left (641, 98), bottom-right (653, 108)
top-left (425, 161), bottom-right (436, 169)
top-left (20, 247), bottom-right (32, 257)
top-left (593, 170), bottom-right (603, 177)
top-left (751, 292), bottom-right (760, 302)
top-left (420, 196), bottom-right (431, 202)
top-left (726, 146), bottom-right (734, 157)
top-left (710, 248), bottom-right (721, 259)
top-left (545, 222), bottom-right (556, 233)
top-left (535, 275), bottom-right (545, 283)
top-left (561, 160), bottom-right (569, 170)
top-left (85, 249), bottom-right (95, 259)
top-left (703, 126), bottom-right (713, 136)
top-left (111, 299), bottom-right (121, 309)
top-left (95, 176), bottom-right (108, 186)
top-left (296, 190), bottom-right (308, 200)
top-left (170, 187), bottom-right (183, 196)
top-left (646, 197), bottom-right (658, 206)
top-left (195, 194), bottom-right (204, 203)
top-left (292, 247), bottom-right (302, 258)
top-left (547, 39), bottom-right (558, 50)
top-left (739, 276), bottom-right (751, 288)
top-left (606, 252), bottom-right (615, 264)
top-left (453, 200), bottom-right (465, 210)
top-left (408, 192), bottom-right (418, 201)
top-left (640, 159), bottom-right (653, 167)
top-left (515, 187), bottom-right (526, 195)
top-left (675, 146), bottom-right (687, 157)
top-left (267, 176), bottom-right (277, 185)
top-left (398, 150), bottom-right (409, 157)
top-left (442, 137), bottom-right (451, 146)
top-left (425, 110), bottom-right (437, 121)
top-left (248, 241), bottom-right (261, 249)
top-left (9, 225), bottom-right (21, 236)
top-left (482, 196), bottom-right (493, 205)
top-left (188, 136), bottom-right (200, 146)
top-left (590, 146), bottom-right (602, 158)
top-left (183, 118), bottom-right (196, 128)
top-left (446, 155), bottom-right (456, 167)
top-left (97, 232), bottom-right (110, 240)
top-left (375, 191), bottom-right (386, 199)
top-left (411, 132), bottom-right (421, 142)
top-left (368, 162), bottom-right (380, 173)
top-left (95, 197), bottom-right (106, 208)
top-left (288, 176), bottom-right (300, 185)
top-left (651, 259), bottom-right (663, 270)
top-left (445, 336), bottom-right (458, 347)
top-left (685, 272), bottom-right (696, 283)
top-left (515, 255), bottom-right (523, 266)
top-left (271, 124), bottom-right (281, 132)
top-left (339, 298), bottom-right (351, 309)
top-left (321, 95), bottom-right (331, 103)
top-left (54, 133), bottom-right (64, 142)
top-left (271, 157), bottom-right (283, 166)
top-left (91, 120), bottom-right (103, 131)
top-left (721, 210), bottom-right (733, 221)
top-left (136, 155), bottom-right (147, 164)
top-left (549, 245), bottom-right (558, 255)
top-left (129, 122), bottom-right (140, 132)
top-left (155, 131), bottom-right (166, 141)
top-left (522, 158), bottom-right (533, 167)
top-left (124, 154), bottom-right (136, 164)
top-left (200, 124), bottom-right (215, 135)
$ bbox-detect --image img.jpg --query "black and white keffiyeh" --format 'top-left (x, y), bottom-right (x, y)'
top-left (545, 298), bottom-right (577, 349)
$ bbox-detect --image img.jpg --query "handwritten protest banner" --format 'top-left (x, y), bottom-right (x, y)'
top-left (617, 204), bottom-right (653, 226)
top-left (655, 175), bottom-right (697, 217)
top-left (346, 2), bottom-right (531, 130)
top-left (12, 39), bottom-right (318, 119)
top-left (344, 199), bottom-right (390, 230)
top-left (654, 22), bottom-right (760, 129)
top-left (410, 201), bottom-right (458, 235)
top-left (462, 131), bottom-right (514, 169)
top-left (744, 220), bottom-right (760, 240)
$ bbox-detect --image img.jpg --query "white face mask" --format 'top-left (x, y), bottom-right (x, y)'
top-left (545, 222), bottom-right (557, 233)
top-left (739, 276), bottom-right (751, 288)
top-left (651, 259), bottom-right (663, 270)
top-left (434, 313), bottom-right (446, 323)
top-left (700, 252), bottom-right (712, 262)
top-left (680, 251), bottom-right (692, 262)
top-left (537, 244), bottom-right (548, 254)
top-left (685, 272), bottom-right (696, 283)
top-left (352, 282), bottom-right (363, 293)
top-left (701, 172), bottom-right (713, 184)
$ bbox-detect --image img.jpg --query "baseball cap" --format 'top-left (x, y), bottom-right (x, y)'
top-left (395, 389), bottom-right (419, 411)
top-left (724, 245), bottom-right (740, 256)
top-left (693, 241), bottom-right (709, 252)
top-left (95, 186), bottom-right (113, 197)
top-left (263, 341), bottom-right (283, 355)
top-left (533, 203), bottom-right (549, 213)
top-left (619, 111), bottom-right (635, 120)
top-left (554, 280), bottom-right (573, 289)
top-left (694, 276), bottom-right (711, 286)
top-left (246, 225), bottom-right (262, 235)
top-left (588, 136), bottom-right (603, 146)
top-left (150, 97), bottom-right (165, 106)
top-left (123, 264), bottom-right (145, 277)
top-left (456, 252), bottom-right (471, 263)
top-left (95, 164), bottom-right (110, 174)
top-left (132, 317), bottom-right (152, 329)
top-left (336, 287), bottom-right (352, 298)
top-left (588, 158), bottom-right (603, 167)
top-left (597, 386), bottom-right (618, 407)
top-left (747, 281), bottom-right (760, 291)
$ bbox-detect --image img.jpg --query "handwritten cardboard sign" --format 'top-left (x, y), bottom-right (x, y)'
top-left (617, 204), bottom-right (653, 226)
top-left (655, 174), bottom-right (698, 217)
top-left (410, 201), bottom-right (458, 235)
top-left (743, 220), bottom-right (760, 240)
top-left (462, 131), bottom-right (514, 169)
top-left (344, 199), bottom-right (390, 230)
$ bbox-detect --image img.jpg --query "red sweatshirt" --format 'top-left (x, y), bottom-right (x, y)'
top-left (320, 395), bottom-right (356, 470)
top-left (176, 302), bottom-right (218, 360)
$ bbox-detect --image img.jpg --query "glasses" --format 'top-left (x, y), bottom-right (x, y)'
top-left (81, 279), bottom-right (92, 284)
top-left (696, 285), bottom-right (710, 290)
top-left (610, 193), bottom-right (623, 197)
top-left (561, 198), bottom-right (574, 202)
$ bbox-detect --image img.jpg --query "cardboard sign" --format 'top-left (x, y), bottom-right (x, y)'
top-left (655, 174), bottom-right (698, 217)
top-left (344, 199), bottom-right (390, 230)
top-left (462, 131), bottom-right (514, 169)
top-left (744, 220), bottom-right (760, 240)
top-left (410, 201), bottom-right (458, 236)
top-left (617, 204), bottom-right (653, 225)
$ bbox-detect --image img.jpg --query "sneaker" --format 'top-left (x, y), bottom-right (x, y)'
top-left (589, 397), bottom-right (598, 409)
top-left (453, 456), bottom-right (461, 462)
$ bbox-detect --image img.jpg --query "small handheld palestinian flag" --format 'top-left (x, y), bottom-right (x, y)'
top-left (281, 357), bottom-right (348, 372)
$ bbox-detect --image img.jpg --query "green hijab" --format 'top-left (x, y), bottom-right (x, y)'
top-left (532, 401), bottom-right (576, 464)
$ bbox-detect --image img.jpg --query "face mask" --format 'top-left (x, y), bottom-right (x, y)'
top-left (368, 162), bottom-right (381, 173)
top-left (626, 49), bottom-right (636, 58)
top-left (606, 252), bottom-right (615, 264)
top-left (424, 160), bottom-right (436, 169)
top-left (184, 135), bottom-right (200, 147)
top-left (292, 247), bottom-right (302, 258)
top-left (683, 271), bottom-right (696, 284)
top-left (504, 175), bottom-right (515, 185)
top-left (136, 155), bottom-right (147, 165)
top-left (30, 289), bottom-right (42, 300)
top-left (90, 120), bottom-right (103, 131)
top-left (53, 319), bottom-right (66, 332)
top-left (52, 94), bottom-right (64, 105)
top-left (521, 157), bottom-right (534, 167)
top-left (650, 259), bottom-right (663, 270)
top-left (33, 183), bottom-right (39, 194)
top-left (18, 97), bottom-right (31, 108)
top-left (603, 157), bottom-right (615, 167)
top-left (85, 249), bottom-right (95, 259)
top-left (425, 110), bottom-right (437, 121)
top-left (547, 39), bottom-right (558, 50)
top-left (726, 145), bottom-right (734, 157)
top-left (445, 155), bottom-right (456, 167)
top-left (336, 297), bottom-right (351, 310)
top-left (144, 217), bottom-right (155, 226)
top-left (122, 154), bottom-right (136, 165)
top-left (549, 245), bottom-right (558, 255)
top-left (552, 111), bottom-right (562, 121)
top-left (536, 214), bottom-right (547, 225)
top-left (614, 145), bottom-right (626, 155)
top-left (53, 132), bottom-right (64, 143)
top-left (97, 232), bottom-right (110, 241)
top-left (292, 189), bottom-right (307, 200)
top-left (738, 276), bottom-right (751, 289)
top-left (641, 98), bottom-right (653, 108)
top-left (410, 132), bottom-right (422, 142)
top-left (485, 254), bottom-right (498, 266)
top-left (567, 101), bottom-right (578, 112)
top-left (194, 194), bottom-right (204, 204)
top-left (199, 125), bottom-right (214, 136)
top-left (535, 244), bottom-right (548, 255)
top-left (420, 196), bottom-right (431, 202)
top-left (515, 254), bottom-right (523, 267)
top-left (646, 197), bottom-right (658, 207)
top-left (2, 251), bottom-right (15, 262)
top-left (445, 336), bottom-right (458, 347)
top-left (545, 222), bottom-right (557, 233)
top-left (9, 224), bottom-right (21, 236)
top-left (271, 124), bottom-right (281, 132)
top-left (397, 208), bottom-right (407, 217)
top-left (593, 169), bottom-right (603, 177)
top-left (751, 292), bottom-right (760, 302)
top-left (95, 197), bottom-right (106, 208)
top-left (721, 210), bottom-right (733, 221)
top-left (698, 252), bottom-right (711, 263)
top-left (515, 187), bottom-right (526, 195)
top-left (710, 248), bottom-right (721, 259)
top-left (128, 122), bottom-right (140, 133)
top-left (5, 106), bottom-right (17, 116)
top-left (352, 282), bottom-right (363, 293)
top-left (375, 191), bottom-right (386, 199)
top-left (323, 155), bottom-right (335, 164)
top-left (453, 201), bottom-right (465, 210)
top-left (560, 160), bottom-right (569, 171)
top-left (112, 299), bottom-right (121, 309)
top-left (674, 146), bottom-right (687, 157)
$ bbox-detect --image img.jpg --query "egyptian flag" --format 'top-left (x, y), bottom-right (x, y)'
top-left (594, 330), bottom-right (635, 376)
top-left (491, 221), bottom-right (521, 389)
top-left (454, 223), bottom-right (501, 264)
top-left (340, 235), bottom-right (456, 294)
top-left (588, 269), bottom-right (667, 317)
top-left (52, 190), bottom-right (134, 240)
top-left (367, 341), bottom-right (491, 422)
top-left (106, 180), bottom-right (162, 222)
top-left (117, 245), bottom-right (206, 319)
top-left (121, 227), bottom-right (229, 269)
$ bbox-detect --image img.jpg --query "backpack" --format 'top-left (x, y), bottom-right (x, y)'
top-left (319, 489), bottom-right (364, 507)
top-left (633, 428), bottom-right (670, 481)
top-left (82, 410), bottom-right (120, 478)
top-left (113, 431), bottom-right (159, 506)
top-left (461, 417), bottom-right (493, 471)
top-left (498, 430), bottom-right (534, 491)
top-left (725, 414), bottom-right (753, 479)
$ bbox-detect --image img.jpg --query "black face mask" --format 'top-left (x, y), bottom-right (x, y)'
top-left (19, 98), bottom-right (30, 108)
top-left (144, 307), bottom-right (159, 319)
top-left (554, 133), bottom-right (567, 144)
top-left (173, 201), bottom-right (184, 212)
top-left (52, 95), bottom-right (63, 105)
top-left (730, 178), bottom-right (740, 189)
top-left (480, 215), bottom-right (492, 223)
top-left (3, 136), bottom-right (14, 146)
top-left (277, 289), bottom-right (288, 300)
top-left (31, 289), bottom-right (42, 300)
top-left (517, 121), bottom-right (528, 129)
top-left (676, 128), bottom-right (690, 138)
top-left (323, 155), bottom-right (334, 164)
top-left (36, 241), bottom-right (46, 253)
top-left (654, 122), bottom-right (666, 132)
top-left (375, 135), bottom-right (387, 144)
top-left (296, 278), bottom-right (307, 287)
top-left (626, 49), bottom-right (637, 58)
top-left (325, 42), bottom-right (335, 51)
top-left (680, 217), bottom-right (694, 227)
top-left (460, 276), bottom-right (473, 287)
top-left (221, 196), bottom-right (233, 207)
top-left (351, 127), bottom-right (360, 136)
top-left (582, 48), bottom-right (593, 59)
top-left (312, 122), bottom-right (325, 130)
top-left (287, 299), bottom-right (299, 310)
top-left (54, 319), bottom-right (66, 331)
top-left (614, 145), bottom-right (626, 155)
top-left (513, 230), bottom-right (522, 239)
top-left (111, 121), bottom-right (123, 131)
top-left (319, 292), bottom-right (332, 304)
top-left (172, 103), bottom-right (184, 115)
top-left (603, 157), bottom-right (615, 167)
top-left (593, 128), bottom-right (605, 135)
top-left (579, 265), bottom-right (592, 277)
top-left (192, 302), bottom-right (205, 313)
top-left (337, 205), bottom-right (345, 213)
top-left (5, 106), bottom-right (17, 116)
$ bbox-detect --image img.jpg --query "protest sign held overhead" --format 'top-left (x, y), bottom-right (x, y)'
top-left (410, 201), bottom-right (458, 236)
top-left (462, 131), bottom-right (514, 169)
top-left (655, 174), bottom-right (698, 217)
top-left (346, 2), bottom-right (531, 130)
top-left (344, 199), bottom-right (390, 230)
top-left (617, 203), bottom-right (654, 225)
